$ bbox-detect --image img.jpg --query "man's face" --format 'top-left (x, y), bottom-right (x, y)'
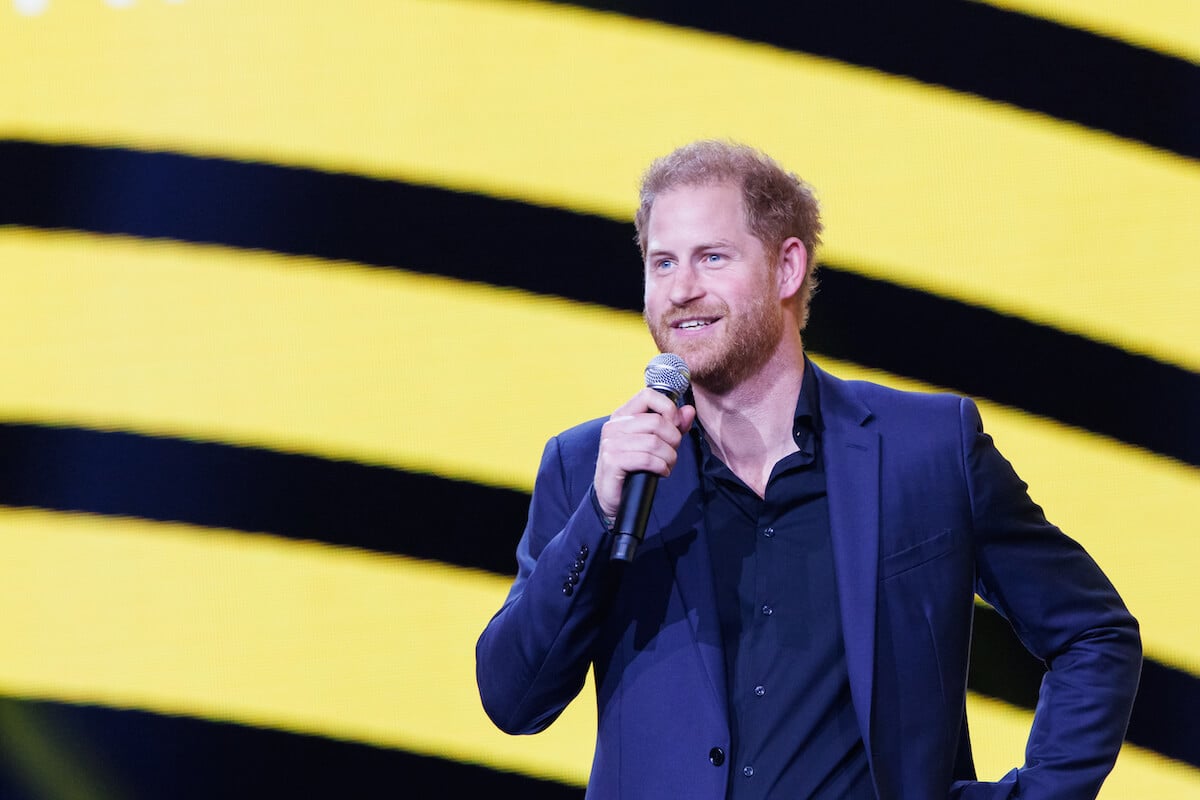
top-left (642, 182), bottom-right (784, 394)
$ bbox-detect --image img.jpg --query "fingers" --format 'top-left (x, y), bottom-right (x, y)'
top-left (611, 387), bottom-right (685, 423)
top-left (593, 389), bottom-right (695, 520)
top-left (677, 403), bottom-right (697, 435)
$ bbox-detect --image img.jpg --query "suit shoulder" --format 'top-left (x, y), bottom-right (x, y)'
top-left (846, 379), bottom-right (964, 414)
top-left (823, 372), bottom-right (975, 442)
top-left (546, 416), bottom-right (607, 462)
top-left (553, 416), bottom-right (607, 444)
top-left (833, 379), bottom-right (975, 462)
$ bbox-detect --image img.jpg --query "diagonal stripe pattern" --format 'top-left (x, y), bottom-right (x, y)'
top-left (0, 0), bottom-right (1196, 796)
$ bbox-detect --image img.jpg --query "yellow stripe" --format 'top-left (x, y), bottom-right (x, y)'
top-left (0, 506), bottom-right (592, 786)
top-left (2, 506), bottom-right (1197, 794)
top-left (0, 0), bottom-right (1197, 370)
top-left (0, 226), bottom-right (658, 491)
top-left (0, 225), bottom-right (1196, 677)
top-left (973, 0), bottom-right (1200, 65)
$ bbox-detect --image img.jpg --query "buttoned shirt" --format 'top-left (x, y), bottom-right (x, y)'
top-left (698, 359), bottom-right (874, 799)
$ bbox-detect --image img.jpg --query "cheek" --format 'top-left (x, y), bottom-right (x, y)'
top-left (643, 276), bottom-right (666, 308)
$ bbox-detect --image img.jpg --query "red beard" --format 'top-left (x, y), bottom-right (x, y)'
top-left (646, 289), bottom-right (784, 395)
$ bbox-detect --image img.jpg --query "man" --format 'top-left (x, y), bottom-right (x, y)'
top-left (476, 140), bottom-right (1141, 798)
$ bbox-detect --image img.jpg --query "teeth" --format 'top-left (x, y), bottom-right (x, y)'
top-left (678, 320), bottom-right (709, 329)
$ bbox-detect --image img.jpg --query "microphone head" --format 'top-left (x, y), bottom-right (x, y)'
top-left (644, 353), bottom-right (691, 405)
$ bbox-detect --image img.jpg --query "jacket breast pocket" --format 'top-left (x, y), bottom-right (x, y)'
top-left (880, 529), bottom-right (956, 580)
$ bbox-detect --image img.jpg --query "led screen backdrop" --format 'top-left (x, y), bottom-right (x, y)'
top-left (0, 1), bottom-right (1197, 797)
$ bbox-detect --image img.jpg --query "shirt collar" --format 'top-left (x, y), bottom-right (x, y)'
top-left (692, 356), bottom-right (823, 456)
top-left (792, 357), bottom-right (821, 457)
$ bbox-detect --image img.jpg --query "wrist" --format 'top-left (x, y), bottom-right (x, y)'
top-left (589, 485), bottom-right (616, 528)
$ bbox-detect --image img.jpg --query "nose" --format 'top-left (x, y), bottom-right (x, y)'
top-left (668, 262), bottom-right (703, 306)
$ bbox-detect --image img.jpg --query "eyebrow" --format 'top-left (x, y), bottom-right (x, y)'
top-left (695, 240), bottom-right (737, 251)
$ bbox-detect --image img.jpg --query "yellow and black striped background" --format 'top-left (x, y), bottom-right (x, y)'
top-left (0, 1), bottom-right (1197, 797)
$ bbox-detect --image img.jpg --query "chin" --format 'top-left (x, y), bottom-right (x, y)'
top-left (652, 328), bottom-right (720, 373)
top-left (666, 339), bottom-right (709, 367)
top-left (678, 351), bottom-right (724, 386)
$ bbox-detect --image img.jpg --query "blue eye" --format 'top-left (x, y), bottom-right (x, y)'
top-left (705, 253), bottom-right (723, 264)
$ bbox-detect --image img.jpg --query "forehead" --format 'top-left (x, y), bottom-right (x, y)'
top-left (645, 182), bottom-right (749, 245)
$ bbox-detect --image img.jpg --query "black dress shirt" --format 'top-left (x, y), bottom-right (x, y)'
top-left (698, 360), bottom-right (874, 799)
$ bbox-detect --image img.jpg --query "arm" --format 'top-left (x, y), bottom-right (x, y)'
top-left (476, 389), bottom-right (696, 734)
top-left (475, 431), bottom-right (617, 734)
top-left (953, 398), bottom-right (1142, 799)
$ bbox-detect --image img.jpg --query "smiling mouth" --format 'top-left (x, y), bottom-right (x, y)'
top-left (672, 317), bottom-right (720, 330)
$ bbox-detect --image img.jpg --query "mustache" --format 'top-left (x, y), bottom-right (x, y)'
top-left (654, 304), bottom-right (729, 327)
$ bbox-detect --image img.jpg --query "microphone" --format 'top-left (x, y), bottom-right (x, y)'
top-left (610, 353), bottom-right (692, 562)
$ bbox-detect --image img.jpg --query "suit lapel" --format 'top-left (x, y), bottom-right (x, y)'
top-left (648, 432), bottom-right (728, 724)
top-left (812, 363), bottom-right (881, 759)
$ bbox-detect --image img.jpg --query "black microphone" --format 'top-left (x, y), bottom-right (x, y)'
top-left (610, 353), bottom-right (692, 562)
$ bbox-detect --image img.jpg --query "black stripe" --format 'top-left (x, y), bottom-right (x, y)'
top-left (2, 140), bottom-right (1196, 465)
top-left (1, 421), bottom-right (1196, 768)
top-left (0, 697), bottom-right (582, 800)
top-left (0, 422), bottom-right (528, 575)
top-left (804, 270), bottom-right (1200, 469)
top-left (559, 0), bottom-right (1200, 160)
top-left (0, 138), bottom-right (643, 308)
top-left (1127, 657), bottom-right (1200, 768)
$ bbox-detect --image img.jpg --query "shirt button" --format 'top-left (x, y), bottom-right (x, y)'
top-left (708, 747), bottom-right (725, 766)
top-left (743, 765), bottom-right (755, 778)
top-left (762, 527), bottom-right (775, 538)
top-left (761, 604), bottom-right (773, 616)
top-left (754, 685), bottom-right (765, 697)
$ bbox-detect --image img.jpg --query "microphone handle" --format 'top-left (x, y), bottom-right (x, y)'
top-left (610, 470), bottom-right (660, 562)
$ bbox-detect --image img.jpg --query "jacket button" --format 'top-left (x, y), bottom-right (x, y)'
top-left (708, 747), bottom-right (725, 766)
top-left (562, 582), bottom-right (574, 596)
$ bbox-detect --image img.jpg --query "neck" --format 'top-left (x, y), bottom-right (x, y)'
top-left (693, 336), bottom-right (806, 493)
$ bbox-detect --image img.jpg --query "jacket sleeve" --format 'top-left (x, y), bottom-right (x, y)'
top-left (951, 397), bottom-right (1142, 800)
top-left (475, 430), bottom-right (619, 735)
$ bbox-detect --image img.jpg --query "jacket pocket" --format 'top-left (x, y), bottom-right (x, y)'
top-left (880, 529), bottom-right (956, 580)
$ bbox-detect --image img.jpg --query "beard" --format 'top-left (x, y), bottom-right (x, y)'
top-left (646, 289), bottom-right (785, 395)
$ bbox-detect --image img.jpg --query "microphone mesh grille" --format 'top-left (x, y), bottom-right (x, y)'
top-left (644, 353), bottom-right (691, 403)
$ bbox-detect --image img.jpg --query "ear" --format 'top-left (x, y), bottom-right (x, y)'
top-left (775, 237), bottom-right (807, 302)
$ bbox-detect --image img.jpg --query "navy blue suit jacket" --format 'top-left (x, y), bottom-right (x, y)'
top-left (477, 361), bottom-right (1141, 799)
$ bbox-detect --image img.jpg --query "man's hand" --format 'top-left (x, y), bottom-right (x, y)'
top-left (593, 388), bottom-right (697, 521)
